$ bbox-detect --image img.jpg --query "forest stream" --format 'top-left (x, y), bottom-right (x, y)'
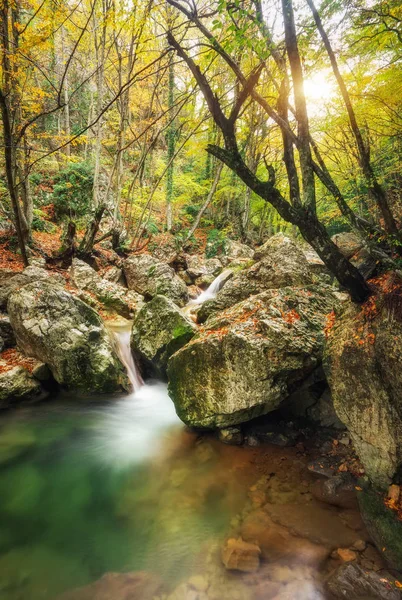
top-left (0, 316), bottom-right (377, 600)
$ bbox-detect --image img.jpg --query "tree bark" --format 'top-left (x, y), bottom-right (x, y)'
top-left (184, 162), bottom-right (223, 245)
top-left (79, 204), bottom-right (106, 256)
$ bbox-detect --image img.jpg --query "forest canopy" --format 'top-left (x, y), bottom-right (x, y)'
top-left (0, 0), bottom-right (401, 299)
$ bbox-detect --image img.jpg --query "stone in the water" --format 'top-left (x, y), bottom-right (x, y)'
top-left (311, 474), bottom-right (358, 509)
top-left (326, 562), bottom-right (402, 599)
top-left (334, 548), bottom-right (357, 562)
top-left (168, 285), bottom-right (340, 429)
top-left (8, 281), bottom-right (129, 393)
top-left (0, 366), bottom-right (45, 407)
top-left (58, 570), bottom-right (164, 600)
top-left (221, 537), bottom-right (261, 572)
top-left (131, 294), bottom-right (196, 376)
top-left (358, 482), bottom-right (402, 572)
top-left (218, 427), bottom-right (243, 445)
top-left (324, 297), bottom-right (402, 488)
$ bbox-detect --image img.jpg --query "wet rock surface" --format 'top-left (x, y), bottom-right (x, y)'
top-left (70, 259), bottom-right (143, 319)
top-left (198, 234), bottom-right (313, 323)
top-left (131, 294), bottom-right (197, 376)
top-left (168, 284), bottom-right (340, 429)
top-left (123, 254), bottom-right (188, 306)
top-left (8, 281), bottom-right (129, 393)
top-left (324, 295), bottom-right (402, 488)
top-left (327, 562), bottom-right (402, 599)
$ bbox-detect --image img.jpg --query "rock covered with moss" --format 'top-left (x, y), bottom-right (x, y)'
top-left (131, 295), bottom-right (197, 376)
top-left (324, 284), bottom-right (402, 488)
top-left (8, 281), bottom-right (129, 393)
top-left (168, 284), bottom-right (340, 429)
top-left (0, 265), bottom-right (64, 309)
top-left (0, 366), bottom-right (45, 407)
top-left (198, 234), bottom-right (313, 323)
top-left (70, 259), bottom-right (143, 319)
top-left (123, 254), bottom-right (188, 307)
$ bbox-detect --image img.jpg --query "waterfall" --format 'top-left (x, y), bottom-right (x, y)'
top-left (114, 329), bottom-right (143, 392)
top-left (191, 269), bottom-right (231, 305)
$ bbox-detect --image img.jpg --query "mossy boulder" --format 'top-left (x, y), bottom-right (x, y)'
top-left (357, 481), bottom-right (402, 572)
top-left (8, 281), bottom-right (129, 393)
top-left (123, 254), bottom-right (188, 307)
top-left (198, 234), bottom-right (312, 323)
top-left (70, 259), bottom-right (143, 319)
top-left (0, 366), bottom-right (45, 407)
top-left (0, 265), bottom-right (64, 309)
top-left (324, 295), bottom-right (402, 488)
top-left (131, 295), bottom-right (196, 376)
top-left (168, 284), bottom-right (340, 429)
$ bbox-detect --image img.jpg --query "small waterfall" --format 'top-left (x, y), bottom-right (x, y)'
top-left (192, 269), bottom-right (231, 305)
top-left (114, 329), bottom-right (143, 392)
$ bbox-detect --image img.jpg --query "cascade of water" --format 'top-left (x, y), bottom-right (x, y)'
top-left (191, 269), bottom-right (231, 305)
top-left (114, 329), bottom-right (144, 392)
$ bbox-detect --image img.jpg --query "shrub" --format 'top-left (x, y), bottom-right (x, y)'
top-left (52, 162), bottom-right (93, 221)
top-left (205, 228), bottom-right (228, 258)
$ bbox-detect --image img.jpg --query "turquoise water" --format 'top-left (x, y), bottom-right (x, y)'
top-left (0, 383), bottom-right (255, 600)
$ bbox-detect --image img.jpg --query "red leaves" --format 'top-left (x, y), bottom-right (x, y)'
top-left (281, 309), bottom-right (301, 325)
top-left (0, 348), bottom-right (37, 374)
top-left (324, 310), bottom-right (336, 337)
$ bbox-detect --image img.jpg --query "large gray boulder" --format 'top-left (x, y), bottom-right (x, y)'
top-left (331, 232), bottom-right (363, 259)
top-left (198, 234), bottom-right (313, 322)
top-left (8, 281), bottom-right (129, 393)
top-left (131, 295), bottom-right (197, 376)
top-left (70, 259), bottom-right (143, 319)
top-left (123, 254), bottom-right (188, 306)
top-left (168, 284), bottom-right (340, 429)
top-left (324, 292), bottom-right (402, 488)
top-left (185, 255), bottom-right (222, 287)
top-left (0, 265), bottom-right (64, 309)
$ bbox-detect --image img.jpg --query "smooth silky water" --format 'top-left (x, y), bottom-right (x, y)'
top-left (0, 326), bottom-right (260, 600)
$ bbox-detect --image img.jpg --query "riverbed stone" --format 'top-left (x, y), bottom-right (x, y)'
top-left (186, 255), bottom-right (222, 281)
top-left (131, 295), bottom-right (197, 376)
top-left (168, 284), bottom-right (339, 429)
top-left (58, 571), bottom-right (164, 600)
top-left (123, 254), bottom-right (188, 306)
top-left (326, 562), bottom-right (402, 599)
top-left (0, 366), bottom-right (45, 407)
top-left (70, 259), bottom-right (143, 318)
top-left (324, 296), bottom-right (402, 488)
top-left (8, 281), bottom-right (129, 393)
top-left (198, 234), bottom-right (313, 322)
top-left (358, 482), bottom-right (402, 572)
top-left (221, 537), bottom-right (261, 572)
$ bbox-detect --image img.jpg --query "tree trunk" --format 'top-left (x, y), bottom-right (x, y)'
top-left (166, 56), bottom-right (175, 231)
top-left (307, 0), bottom-right (399, 237)
top-left (0, 90), bottom-right (29, 266)
top-left (184, 162), bottom-right (223, 245)
top-left (79, 205), bottom-right (106, 255)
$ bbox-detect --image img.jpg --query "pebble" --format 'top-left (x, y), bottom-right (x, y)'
top-left (335, 548), bottom-right (357, 562)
